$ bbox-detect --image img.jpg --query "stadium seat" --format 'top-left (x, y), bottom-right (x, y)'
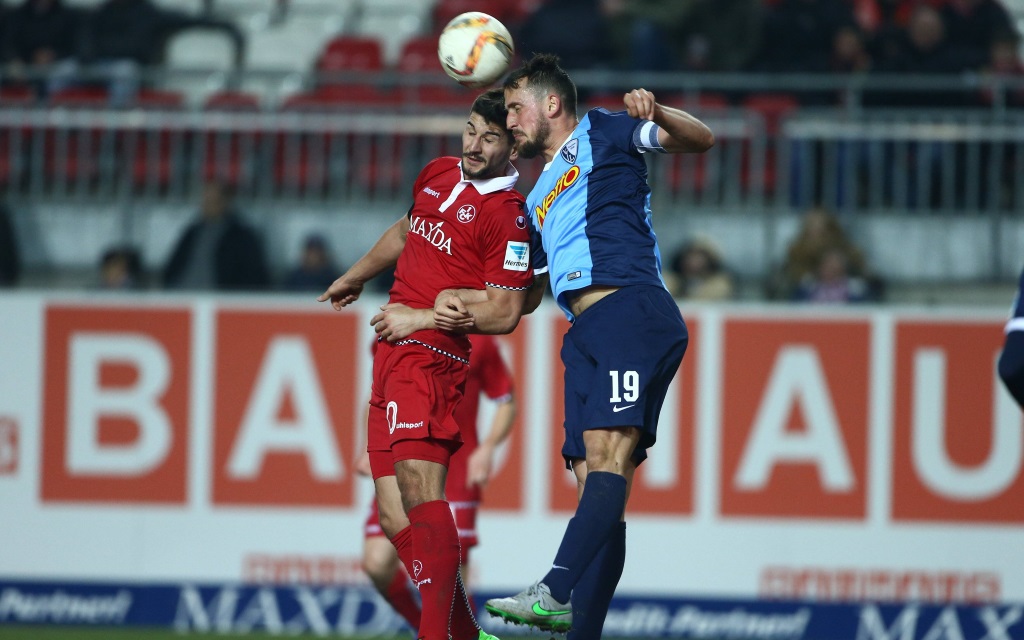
top-left (742, 93), bottom-right (800, 136)
top-left (203, 90), bottom-right (262, 111)
top-left (741, 93), bottom-right (800, 195)
top-left (200, 91), bottom-right (263, 186)
top-left (127, 90), bottom-right (187, 190)
top-left (281, 85), bottom-right (400, 110)
top-left (431, 0), bottom-right (529, 34)
top-left (397, 36), bottom-right (473, 111)
top-left (316, 35), bottom-right (384, 79)
top-left (49, 86), bottom-right (111, 107)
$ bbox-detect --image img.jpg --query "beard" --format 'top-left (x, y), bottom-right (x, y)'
top-left (461, 155), bottom-right (489, 179)
top-left (515, 119), bottom-right (551, 159)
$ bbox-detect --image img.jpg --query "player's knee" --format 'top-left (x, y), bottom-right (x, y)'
top-left (362, 544), bottom-right (398, 583)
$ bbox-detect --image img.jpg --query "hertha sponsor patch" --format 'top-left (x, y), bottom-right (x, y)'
top-left (503, 241), bottom-right (530, 271)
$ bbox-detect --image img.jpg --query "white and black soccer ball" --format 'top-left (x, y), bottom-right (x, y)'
top-left (437, 12), bottom-right (515, 89)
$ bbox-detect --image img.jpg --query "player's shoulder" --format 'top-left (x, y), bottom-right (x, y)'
top-left (482, 187), bottom-right (526, 215)
top-left (419, 156), bottom-right (461, 183)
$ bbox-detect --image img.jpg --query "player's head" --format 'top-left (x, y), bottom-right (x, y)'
top-left (462, 88), bottom-right (516, 180)
top-left (502, 53), bottom-right (577, 159)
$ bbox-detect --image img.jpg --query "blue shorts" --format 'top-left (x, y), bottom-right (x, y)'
top-left (560, 284), bottom-right (688, 468)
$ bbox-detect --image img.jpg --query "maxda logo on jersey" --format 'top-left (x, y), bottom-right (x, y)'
top-left (408, 215), bottom-right (452, 255)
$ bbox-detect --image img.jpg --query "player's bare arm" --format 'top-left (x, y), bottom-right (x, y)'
top-left (522, 273), bottom-right (549, 314)
top-left (467, 396), bottom-right (516, 487)
top-left (317, 216), bottom-right (410, 310)
top-left (436, 286), bottom-right (527, 334)
top-left (623, 88), bottom-right (715, 154)
top-left (435, 274), bottom-right (546, 331)
top-left (370, 303), bottom-right (434, 342)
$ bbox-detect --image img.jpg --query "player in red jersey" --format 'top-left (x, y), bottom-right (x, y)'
top-left (358, 333), bottom-right (517, 633)
top-left (318, 89), bottom-right (534, 640)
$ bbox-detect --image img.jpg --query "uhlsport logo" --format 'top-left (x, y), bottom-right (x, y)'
top-left (386, 401), bottom-right (424, 435)
top-left (412, 559), bottom-right (431, 588)
top-left (535, 165), bottom-right (580, 229)
top-left (456, 204), bottom-right (476, 223)
top-left (503, 241), bottom-right (530, 272)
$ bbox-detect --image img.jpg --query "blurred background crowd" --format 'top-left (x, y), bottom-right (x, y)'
top-left (0, 0), bottom-right (1022, 306)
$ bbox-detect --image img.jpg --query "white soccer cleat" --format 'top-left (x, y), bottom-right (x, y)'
top-left (484, 582), bottom-right (572, 633)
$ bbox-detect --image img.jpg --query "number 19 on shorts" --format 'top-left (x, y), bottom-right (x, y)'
top-left (609, 370), bottom-right (639, 403)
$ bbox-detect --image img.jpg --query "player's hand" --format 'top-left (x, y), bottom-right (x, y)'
top-left (354, 451), bottom-right (371, 477)
top-left (434, 291), bottom-right (474, 332)
top-left (624, 88), bottom-right (657, 121)
top-left (466, 445), bottom-right (494, 488)
top-left (370, 303), bottom-right (428, 342)
top-left (317, 275), bottom-right (363, 310)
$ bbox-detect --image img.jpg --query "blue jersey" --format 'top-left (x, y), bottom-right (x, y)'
top-left (999, 266), bottom-right (1024, 408)
top-left (525, 108), bottom-right (667, 321)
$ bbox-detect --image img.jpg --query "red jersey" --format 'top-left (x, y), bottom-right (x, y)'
top-left (390, 157), bottom-right (532, 361)
top-left (446, 334), bottom-right (514, 502)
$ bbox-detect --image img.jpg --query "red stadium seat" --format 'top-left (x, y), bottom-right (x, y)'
top-left (398, 36), bottom-right (474, 110)
top-left (134, 89), bottom-right (185, 110)
top-left (317, 36), bottom-right (384, 72)
top-left (741, 93), bottom-right (800, 194)
top-left (203, 90), bottom-right (262, 111)
top-left (49, 86), bottom-right (110, 107)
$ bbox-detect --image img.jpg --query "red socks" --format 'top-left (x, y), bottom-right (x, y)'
top-left (384, 527), bottom-right (423, 632)
top-left (407, 500), bottom-right (478, 640)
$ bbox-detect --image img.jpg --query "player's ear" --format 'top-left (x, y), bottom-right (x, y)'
top-left (509, 141), bottom-right (519, 161)
top-left (547, 93), bottom-right (560, 116)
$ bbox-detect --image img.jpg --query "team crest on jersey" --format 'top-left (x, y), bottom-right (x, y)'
top-left (515, 215), bottom-right (527, 229)
top-left (560, 139), bottom-right (579, 164)
top-left (503, 241), bottom-right (530, 272)
top-left (456, 204), bottom-right (476, 223)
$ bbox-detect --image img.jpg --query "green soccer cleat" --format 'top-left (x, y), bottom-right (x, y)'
top-left (484, 582), bottom-right (572, 633)
top-left (477, 631), bottom-right (501, 640)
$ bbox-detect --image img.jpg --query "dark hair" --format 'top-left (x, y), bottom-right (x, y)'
top-left (503, 53), bottom-right (577, 116)
top-left (471, 88), bottom-right (514, 142)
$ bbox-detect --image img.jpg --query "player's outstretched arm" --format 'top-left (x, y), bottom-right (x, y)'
top-left (317, 216), bottom-right (409, 310)
top-left (467, 394), bottom-right (516, 488)
top-left (623, 88), bottom-right (715, 154)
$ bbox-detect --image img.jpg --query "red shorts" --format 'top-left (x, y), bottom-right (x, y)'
top-left (367, 342), bottom-right (468, 480)
top-left (364, 499), bottom-right (479, 563)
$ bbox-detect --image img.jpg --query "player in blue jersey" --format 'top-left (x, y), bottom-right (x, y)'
top-left (435, 54), bottom-right (714, 639)
top-left (998, 266), bottom-right (1024, 407)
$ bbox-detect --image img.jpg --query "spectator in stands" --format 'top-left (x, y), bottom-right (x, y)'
top-left (77, 0), bottom-right (193, 105)
top-left (677, 0), bottom-right (763, 72)
top-left (517, 0), bottom-right (613, 71)
top-left (940, 0), bottom-right (1018, 72)
top-left (601, 0), bottom-right (694, 71)
top-left (831, 25), bottom-right (872, 74)
top-left (769, 207), bottom-right (870, 299)
top-left (664, 235), bottom-right (735, 301)
top-left (983, 30), bottom-right (1024, 107)
top-left (162, 180), bottom-right (271, 291)
top-left (748, 0), bottom-right (857, 74)
top-left (869, 3), bottom-right (967, 106)
top-left (0, 203), bottom-right (20, 288)
top-left (283, 233), bottom-right (339, 292)
top-left (2, 0), bottom-right (81, 98)
top-left (98, 244), bottom-right (144, 290)
top-left (792, 246), bottom-right (872, 304)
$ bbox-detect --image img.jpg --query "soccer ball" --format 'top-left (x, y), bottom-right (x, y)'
top-left (437, 12), bottom-right (514, 89)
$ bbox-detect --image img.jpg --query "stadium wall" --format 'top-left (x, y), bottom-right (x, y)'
top-left (0, 292), bottom-right (1021, 639)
